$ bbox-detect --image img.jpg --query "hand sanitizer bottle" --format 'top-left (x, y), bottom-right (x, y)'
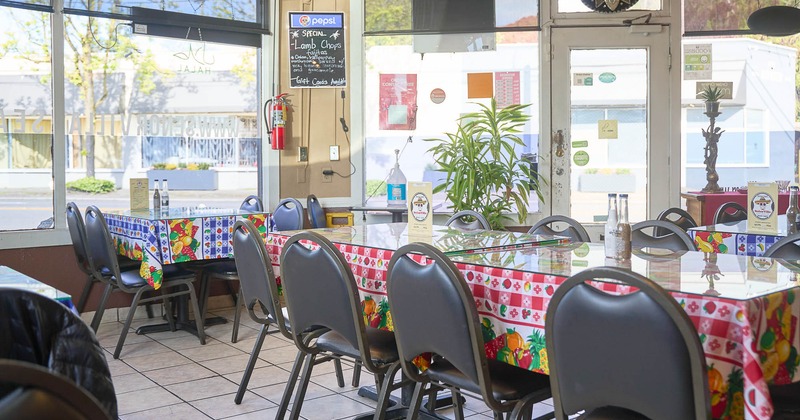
top-left (386, 149), bottom-right (407, 207)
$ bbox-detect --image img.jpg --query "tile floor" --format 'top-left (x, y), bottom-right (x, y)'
top-left (85, 304), bottom-right (555, 420)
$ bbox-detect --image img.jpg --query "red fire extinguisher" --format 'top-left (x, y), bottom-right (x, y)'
top-left (265, 93), bottom-right (288, 150)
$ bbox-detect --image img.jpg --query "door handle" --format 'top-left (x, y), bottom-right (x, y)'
top-left (553, 129), bottom-right (565, 158)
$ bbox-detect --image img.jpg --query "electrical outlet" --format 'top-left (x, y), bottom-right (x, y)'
top-left (298, 146), bottom-right (308, 162)
top-left (297, 167), bottom-right (306, 183)
top-left (329, 145), bottom-right (340, 161)
top-left (322, 167), bottom-right (332, 183)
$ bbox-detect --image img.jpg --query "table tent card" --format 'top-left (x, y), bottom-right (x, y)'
top-left (407, 181), bottom-right (433, 239)
top-left (129, 178), bottom-right (149, 211)
top-left (747, 182), bottom-right (779, 234)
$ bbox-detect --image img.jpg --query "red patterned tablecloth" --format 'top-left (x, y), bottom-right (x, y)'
top-left (266, 232), bottom-right (800, 420)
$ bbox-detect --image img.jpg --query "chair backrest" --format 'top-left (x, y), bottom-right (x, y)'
top-left (546, 267), bottom-right (710, 420)
top-left (307, 194), bottom-right (327, 228)
top-left (714, 202), bottom-right (747, 224)
top-left (232, 219), bottom-right (290, 339)
top-left (764, 232), bottom-right (800, 260)
top-left (528, 215), bottom-right (591, 242)
top-left (0, 289), bottom-right (117, 418)
top-left (83, 206), bottom-right (126, 290)
top-left (445, 210), bottom-right (491, 231)
top-left (280, 231), bottom-right (378, 370)
top-left (0, 360), bottom-right (111, 420)
top-left (655, 207), bottom-right (698, 236)
top-left (273, 198), bottom-right (305, 231)
top-left (631, 220), bottom-right (697, 252)
top-left (239, 195), bottom-right (264, 213)
top-left (387, 242), bottom-right (506, 411)
top-left (66, 202), bottom-right (92, 276)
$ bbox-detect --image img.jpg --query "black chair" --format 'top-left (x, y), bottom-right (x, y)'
top-left (388, 243), bottom-right (552, 420)
top-left (656, 207), bottom-right (698, 236)
top-left (307, 194), bottom-right (327, 228)
top-left (273, 198), bottom-right (305, 231)
top-left (0, 289), bottom-right (117, 418)
top-left (239, 195), bottom-right (264, 213)
top-left (281, 231), bottom-right (404, 420)
top-left (66, 202), bottom-right (140, 317)
top-left (764, 232), bottom-right (800, 260)
top-left (528, 215), bottom-right (591, 242)
top-left (83, 205), bottom-right (206, 359)
top-left (199, 195), bottom-right (265, 343)
top-left (445, 210), bottom-right (491, 231)
top-left (0, 360), bottom-right (110, 420)
top-left (542, 267), bottom-right (710, 420)
top-left (631, 220), bottom-right (697, 252)
top-left (714, 202), bottom-right (747, 224)
top-left (230, 220), bottom-right (348, 411)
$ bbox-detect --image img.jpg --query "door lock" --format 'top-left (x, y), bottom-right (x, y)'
top-left (553, 129), bottom-right (565, 157)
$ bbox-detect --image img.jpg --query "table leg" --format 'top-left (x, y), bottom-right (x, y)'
top-left (135, 294), bottom-right (226, 338)
top-left (392, 213), bottom-right (403, 223)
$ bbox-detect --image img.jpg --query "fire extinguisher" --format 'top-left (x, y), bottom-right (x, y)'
top-left (265, 93), bottom-right (288, 150)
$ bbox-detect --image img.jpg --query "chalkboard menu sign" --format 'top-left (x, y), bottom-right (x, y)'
top-left (288, 12), bottom-right (346, 88)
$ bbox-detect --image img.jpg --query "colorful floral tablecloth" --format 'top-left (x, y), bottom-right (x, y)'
top-left (691, 230), bottom-right (782, 257)
top-left (266, 232), bottom-right (800, 420)
top-left (106, 212), bottom-right (272, 289)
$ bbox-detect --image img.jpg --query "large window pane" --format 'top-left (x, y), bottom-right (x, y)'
top-left (0, 8), bottom-right (54, 231)
top-left (63, 0), bottom-right (258, 23)
top-left (365, 0), bottom-right (537, 33)
top-left (558, 0), bottom-right (661, 14)
top-left (63, 16), bottom-right (260, 212)
top-left (363, 32), bottom-right (540, 212)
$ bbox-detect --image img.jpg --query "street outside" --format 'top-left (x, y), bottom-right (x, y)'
top-left (1, 188), bottom-right (250, 231)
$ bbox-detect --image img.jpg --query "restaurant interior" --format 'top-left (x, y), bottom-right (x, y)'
top-left (2, 0), bottom-right (800, 419)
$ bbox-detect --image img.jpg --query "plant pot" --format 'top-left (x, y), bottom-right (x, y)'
top-left (147, 169), bottom-right (218, 190)
top-left (705, 101), bottom-right (720, 114)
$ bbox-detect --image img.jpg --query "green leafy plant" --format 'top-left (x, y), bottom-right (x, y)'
top-left (366, 179), bottom-right (387, 197)
top-left (151, 162), bottom-right (167, 170)
top-left (426, 98), bottom-right (545, 230)
top-left (65, 177), bottom-right (116, 193)
top-left (698, 86), bottom-right (723, 102)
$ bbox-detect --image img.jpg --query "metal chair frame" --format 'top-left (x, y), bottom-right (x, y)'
top-left (631, 220), bottom-right (697, 252)
top-left (307, 194), bottom-right (327, 228)
top-left (764, 232), bottom-right (800, 260)
top-left (655, 207), bottom-right (698, 236)
top-left (445, 210), bottom-right (491, 231)
top-left (273, 198), bottom-right (305, 231)
top-left (713, 202), bottom-right (747, 224)
top-left (528, 215), bottom-right (591, 242)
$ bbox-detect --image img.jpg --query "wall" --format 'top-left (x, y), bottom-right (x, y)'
top-left (278, 0), bottom-right (352, 199)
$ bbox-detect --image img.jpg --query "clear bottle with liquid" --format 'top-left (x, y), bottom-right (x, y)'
top-left (161, 179), bottom-right (170, 215)
top-left (153, 179), bottom-right (161, 215)
top-left (787, 186), bottom-right (799, 234)
top-left (604, 193), bottom-right (618, 259)
top-left (386, 149), bottom-right (407, 207)
top-left (615, 193), bottom-right (632, 260)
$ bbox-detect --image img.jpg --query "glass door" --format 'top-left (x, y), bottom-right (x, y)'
top-left (546, 26), bottom-right (672, 237)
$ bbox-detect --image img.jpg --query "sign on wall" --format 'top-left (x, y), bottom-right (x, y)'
top-left (684, 44), bottom-right (712, 81)
top-left (288, 12), bottom-right (346, 88)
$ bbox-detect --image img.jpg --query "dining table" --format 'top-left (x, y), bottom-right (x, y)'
top-left (105, 206), bottom-right (273, 290)
top-left (265, 223), bottom-right (800, 420)
top-left (0, 265), bottom-right (76, 313)
top-left (689, 215), bottom-right (787, 257)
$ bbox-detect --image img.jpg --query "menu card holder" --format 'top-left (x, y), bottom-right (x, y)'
top-left (747, 182), bottom-right (778, 234)
top-left (129, 178), bottom-right (149, 211)
top-left (407, 182), bottom-right (433, 241)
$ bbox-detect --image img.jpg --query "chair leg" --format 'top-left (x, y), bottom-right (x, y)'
top-left (90, 283), bottom-right (113, 332)
top-left (114, 289), bottom-right (146, 359)
top-left (333, 359), bottom-right (345, 388)
top-left (185, 280), bottom-right (206, 345)
top-left (451, 388), bottom-right (465, 420)
top-left (235, 323), bottom-right (269, 404)
top-left (232, 289), bottom-right (243, 343)
top-left (161, 288), bottom-right (176, 332)
top-left (352, 360), bottom-right (362, 387)
top-left (373, 361), bottom-right (402, 420)
top-left (199, 271), bottom-right (211, 322)
top-left (76, 276), bottom-right (94, 314)
top-left (277, 350), bottom-right (306, 420)
top-left (289, 353), bottom-right (316, 420)
top-left (408, 382), bottom-right (427, 420)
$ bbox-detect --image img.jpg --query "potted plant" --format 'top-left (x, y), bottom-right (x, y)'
top-left (698, 85), bottom-right (723, 114)
top-left (426, 98), bottom-right (544, 230)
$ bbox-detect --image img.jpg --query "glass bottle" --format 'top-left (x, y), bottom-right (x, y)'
top-left (153, 179), bottom-right (161, 215)
top-left (615, 193), bottom-right (632, 260)
top-left (161, 179), bottom-right (170, 215)
top-left (787, 186), bottom-right (799, 234)
top-left (604, 193), bottom-right (618, 258)
top-left (386, 149), bottom-right (407, 207)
